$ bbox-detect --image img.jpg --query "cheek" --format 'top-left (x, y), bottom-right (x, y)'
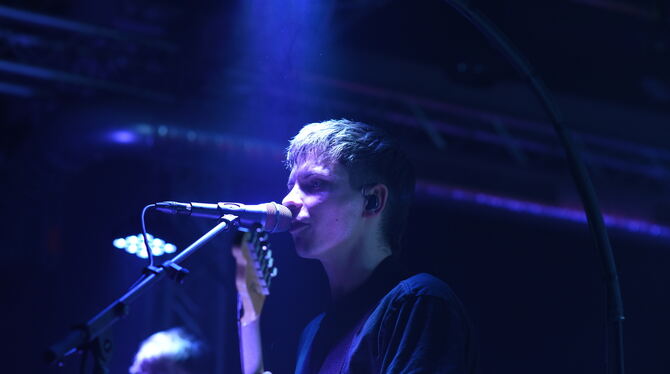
top-left (304, 191), bottom-right (363, 229)
top-left (323, 200), bottom-right (360, 227)
top-left (300, 196), bottom-right (321, 216)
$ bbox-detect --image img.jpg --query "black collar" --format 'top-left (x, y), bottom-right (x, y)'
top-left (325, 255), bottom-right (407, 324)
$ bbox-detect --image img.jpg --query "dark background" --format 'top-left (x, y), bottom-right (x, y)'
top-left (1, 0), bottom-right (669, 373)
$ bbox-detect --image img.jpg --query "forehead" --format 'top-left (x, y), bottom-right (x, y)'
top-left (287, 157), bottom-right (349, 184)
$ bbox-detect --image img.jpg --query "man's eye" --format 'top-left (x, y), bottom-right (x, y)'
top-left (303, 179), bottom-right (325, 191)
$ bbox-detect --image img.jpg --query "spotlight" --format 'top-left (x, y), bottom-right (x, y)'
top-left (113, 233), bottom-right (177, 259)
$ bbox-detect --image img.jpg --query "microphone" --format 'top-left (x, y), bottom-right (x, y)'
top-left (154, 201), bottom-right (292, 233)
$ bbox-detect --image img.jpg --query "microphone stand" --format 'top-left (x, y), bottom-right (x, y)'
top-left (45, 214), bottom-right (241, 373)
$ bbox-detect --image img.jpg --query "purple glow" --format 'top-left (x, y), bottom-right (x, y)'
top-left (417, 180), bottom-right (670, 239)
top-left (99, 125), bottom-right (284, 160)
top-left (108, 130), bottom-right (139, 144)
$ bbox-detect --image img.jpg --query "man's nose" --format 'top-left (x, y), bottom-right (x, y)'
top-left (281, 186), bottom-right (302, 216)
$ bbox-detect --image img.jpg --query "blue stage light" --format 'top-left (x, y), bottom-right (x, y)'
top-left (164, 243), bottom-right (177, 254)
top-left (126, 244), bottom-right (138, 254)
top-left (150, 244), bottom-right (164, 256)
top-left (113, 233), bottom-right (176, 259)
top-left (108, 130), bottom-right (138, 144)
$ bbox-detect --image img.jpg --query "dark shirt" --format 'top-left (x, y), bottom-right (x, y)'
top-left (294, 257), bottom-right (477, 374)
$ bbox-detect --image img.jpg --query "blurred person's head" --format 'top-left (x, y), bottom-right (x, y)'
top-left (129, 327), bottom-right (207, 374)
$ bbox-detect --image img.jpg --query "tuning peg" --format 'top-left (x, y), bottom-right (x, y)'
top-left (248, 227), bottom-right (260, 242)
top-left (259, 257), bottom-right (274, 279)
top-left (263, 268), bottom-right (278, 289)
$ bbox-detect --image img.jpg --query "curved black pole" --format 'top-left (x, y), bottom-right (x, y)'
top-left (440, 2), bottom-right (625, 373)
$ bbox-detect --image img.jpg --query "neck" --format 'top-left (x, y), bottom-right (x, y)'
top-left (320, 236), bottom-right (391, 301)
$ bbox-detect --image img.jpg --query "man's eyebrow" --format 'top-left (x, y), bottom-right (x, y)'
top-left (286, 171), bottom-right (327, 189)
top-left (286, 172), bottom-right (304, 189)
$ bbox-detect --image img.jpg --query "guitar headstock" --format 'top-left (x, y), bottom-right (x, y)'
top-left (232, 225), bottom-right (278, 325)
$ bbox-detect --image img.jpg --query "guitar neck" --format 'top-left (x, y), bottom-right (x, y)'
top-left (232, 227), bottom-right (278, 374)
top-left (239, 317), bottom-right (264, 374)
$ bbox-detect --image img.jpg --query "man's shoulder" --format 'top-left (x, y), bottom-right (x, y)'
top-left (386, 272), bottom-right (461, 304)
top-left (366, 273), bottom-right (471, 339)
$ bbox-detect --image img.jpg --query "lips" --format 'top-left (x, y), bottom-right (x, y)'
top-left (289, 221), bottom-right (309, 233)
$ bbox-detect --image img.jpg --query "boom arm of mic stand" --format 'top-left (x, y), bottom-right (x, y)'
top-left (45, 214), bottom-right (240, 368)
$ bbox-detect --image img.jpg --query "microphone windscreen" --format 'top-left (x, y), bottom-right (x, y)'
top-left (264, 202), bottom-right (293, 233)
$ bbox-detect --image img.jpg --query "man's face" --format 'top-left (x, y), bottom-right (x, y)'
top-left (281, 157), bottom-right (365, 259)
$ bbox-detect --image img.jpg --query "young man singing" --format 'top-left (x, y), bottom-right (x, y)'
top-left (280, 119), bottom-right (477, 374)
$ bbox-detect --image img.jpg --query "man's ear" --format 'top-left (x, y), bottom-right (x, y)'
top-left (362, 184), bottom-right (388, 217)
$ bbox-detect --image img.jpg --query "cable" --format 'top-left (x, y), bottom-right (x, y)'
top-left (141, 204), bottom-right (155, 267)
top-left (123, 204), bottom-right (158, 293)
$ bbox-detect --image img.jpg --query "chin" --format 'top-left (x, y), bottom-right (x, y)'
top-left (293, 239), bottom-right (330, 260)
top-left (294, 244), bottom-right (321, 259)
